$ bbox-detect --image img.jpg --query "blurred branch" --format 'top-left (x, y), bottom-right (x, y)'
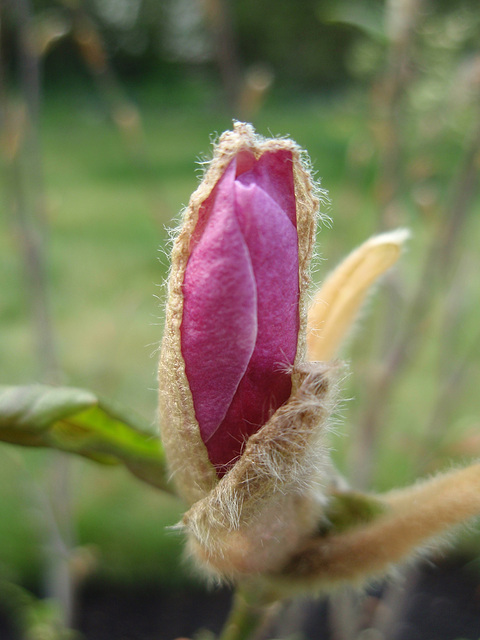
top-left (53, 0), bottom-right (146, 161)
top-left (201, 0), bottom-right (242, 114)
top-left (3, 0), bottom-right (59, 382)
top-left (439, 106), bottom-right (480, 268)
top-left (373, 0), bottom-right (424, 224)
top-left (351, 0), bottom-right (425, 489)
top-left (352, 152), bottom-right (480, 488)
top-left (55, 0), bottom-right (173, 226)
top-left (352, 17), bottom-right (480, 490)
top-left (2, 0), bottom-right (75, 624)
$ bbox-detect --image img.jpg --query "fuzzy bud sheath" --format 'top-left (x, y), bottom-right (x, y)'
top-left (159, 123), bottom-right (480, 590)
top-left (158, 123), bottom-right (334, 577)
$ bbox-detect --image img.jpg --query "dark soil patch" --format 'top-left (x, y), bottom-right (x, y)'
top-left (1, 558), bottom-right (480, 639)
top-left (77, 581), bottom-right (232, 640)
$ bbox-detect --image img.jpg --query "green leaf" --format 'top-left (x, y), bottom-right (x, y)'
top-left (0, 385), bottom-right (172, 493)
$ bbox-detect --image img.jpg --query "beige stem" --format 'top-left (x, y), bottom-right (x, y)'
top-left (280, 464), bottom-right (480, 589)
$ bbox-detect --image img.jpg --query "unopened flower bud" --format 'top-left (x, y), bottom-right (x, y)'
top-left (158, 122), bottom-right (322, 506)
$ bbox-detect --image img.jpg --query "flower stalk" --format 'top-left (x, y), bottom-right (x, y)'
top-left (218, 585), bottom-right (278, 640)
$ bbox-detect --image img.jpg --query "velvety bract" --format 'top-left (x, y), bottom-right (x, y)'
top-left (181, 149), bottom-right (299, 474)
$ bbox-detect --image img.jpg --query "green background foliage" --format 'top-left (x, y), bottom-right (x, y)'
top-left (1, 0), bottom-right (480, 621)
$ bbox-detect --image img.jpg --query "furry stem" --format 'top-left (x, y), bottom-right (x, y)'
top-left (279, 463), bottom-right (480, 588)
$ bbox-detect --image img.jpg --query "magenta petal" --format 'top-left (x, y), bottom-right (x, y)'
top-left (181, 160), bottom-right (258, 443)
top-left (235, 182), bottom-right (298, 367)
top-left (181, 149), bottom-right (299, 476)
top-left (236, 149), bottom-right (296, 226)
top-left (206, 179), bottom-right (299, 472)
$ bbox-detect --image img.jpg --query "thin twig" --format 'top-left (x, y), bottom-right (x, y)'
top-left (351, 98), bottom-right (480, 490)
top-left (2, 0), bottom-right (76, 626)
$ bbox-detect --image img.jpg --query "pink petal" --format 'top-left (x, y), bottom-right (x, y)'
top-left (236, 149), bottom-right (296, 226)
top-left (182, 150), bottom-right (299, 475)
top-left (181, 160), bottom-right (258, 443)
top-left (207, 177), bottom-right (299, 473)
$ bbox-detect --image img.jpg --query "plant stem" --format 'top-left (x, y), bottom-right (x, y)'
top-left (218, 585), bottom-right (277, 640)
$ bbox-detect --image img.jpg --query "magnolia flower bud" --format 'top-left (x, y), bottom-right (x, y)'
top-left (158, 123), bottom-right (337, 577)
top-left (158, 122), bottom-right (323, 506)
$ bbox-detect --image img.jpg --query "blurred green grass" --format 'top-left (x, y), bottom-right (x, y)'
top-left (1, 82), bottom-right (480, 587)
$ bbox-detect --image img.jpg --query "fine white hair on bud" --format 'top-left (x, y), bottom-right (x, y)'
top-left (181, 361), bottom-right (338, 580)
top-left (158, 122), bottom-right (322, 505)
